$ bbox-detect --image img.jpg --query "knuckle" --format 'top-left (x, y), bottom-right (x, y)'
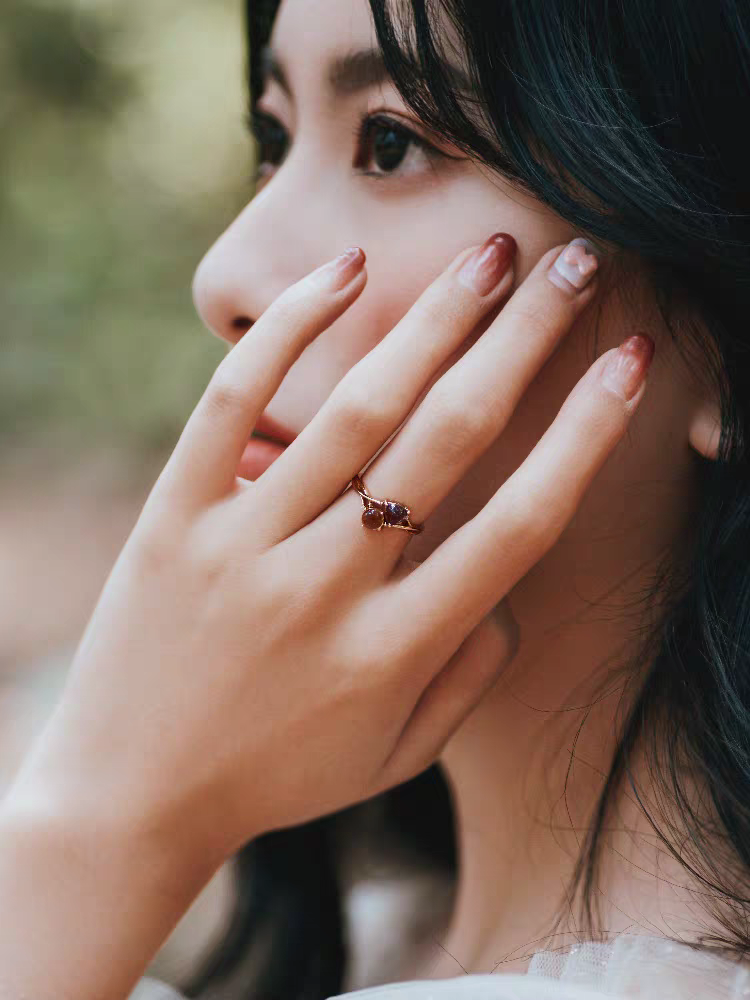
top-left (202, 366), bottom-right (248, 421)
top-left (343, 648), bottom-right (382, 683)
top-left (131, 520), bottom-right (182, 579)
top-left (256, 572), bottom-right (304, 627)
top-left (500, 480), bottom-right (563, 551)
top-left (344, 597), bottom-right (407, 681)
top-left (433, 416), bottom-right (484, 465)
top-left (411, 294), bottom-right (457, 330)
top-left (422, 387), bottom-right (497, 463)
top-left (512, 301), bottom-right (553, 341)
top-left (330, 380), bottom-right (398, 441)
top-left (188, 516), bottom-right (234, 586)
top-left (265, 290), bottom-right (306, 331)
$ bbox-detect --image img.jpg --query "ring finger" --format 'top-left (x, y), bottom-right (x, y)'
top-left (316, 237), bottom-right (603, 567)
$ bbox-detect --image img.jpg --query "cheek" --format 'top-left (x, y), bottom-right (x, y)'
top-left (263, 248), bottom-right (465, 427)
top-left (265, 188), bottom-right (574, 432)
top-left (321, 246), bottom-right (467, 374)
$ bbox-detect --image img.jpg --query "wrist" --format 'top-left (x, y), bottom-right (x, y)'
top-left (6, 701), bottom-right (233, 881)
top-left (0, 779), bottom-right (222, 1000)
top-left (2, 743), bottom-right (227, 900)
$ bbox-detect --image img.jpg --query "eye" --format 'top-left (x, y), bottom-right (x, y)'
top-left (353, 113), bottom-right (448, 178)
top-left (248, 110), bottom-right (289, 179)
top-left (247, 108), bottom-right (456, 185)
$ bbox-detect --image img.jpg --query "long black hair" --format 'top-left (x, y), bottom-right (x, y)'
top-left (183, 2), bottom-right (750, 997)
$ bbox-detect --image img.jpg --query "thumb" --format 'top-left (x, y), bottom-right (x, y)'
top-left (380, 588), bottom-right (520, 788)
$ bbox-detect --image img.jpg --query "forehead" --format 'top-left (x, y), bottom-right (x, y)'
top-left (269, 0), bottom-right (378, 74)
top-left (263, 0), bottom-right (474, 104)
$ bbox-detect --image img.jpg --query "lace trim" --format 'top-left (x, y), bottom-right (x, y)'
top-left (526, 934), bottom-right (750, 998)
top-left (324, 934), bottom-right (750, 999)
top-left (130, 934), bottom-right (750, 999)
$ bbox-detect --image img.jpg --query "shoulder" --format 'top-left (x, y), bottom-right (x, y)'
top-left (326, 973), bottom-right (624, 1000)
top-left (326, 935), bottom-right (750, 1000)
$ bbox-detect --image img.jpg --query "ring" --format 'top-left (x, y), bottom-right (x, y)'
top-left (351, 474), bottom-right (424, 534)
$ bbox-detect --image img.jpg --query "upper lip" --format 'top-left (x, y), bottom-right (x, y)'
top-left (253, 413), bottom-right (298, 446)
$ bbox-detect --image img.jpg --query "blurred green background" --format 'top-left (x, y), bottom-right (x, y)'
top-left (0, 1), bottom-right (265, 670)
top-left (1, 0), bottom-right (249, 458)
top-left (0, 0), bottom-right (256, 670)
top-left (0, 2), bottom-right (255, 981)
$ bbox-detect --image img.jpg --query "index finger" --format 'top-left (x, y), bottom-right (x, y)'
top-left (155, 247), bottom-right (368, 507)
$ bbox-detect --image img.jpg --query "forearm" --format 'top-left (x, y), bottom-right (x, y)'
top-left (0, 781), bottom-right (220, 1000)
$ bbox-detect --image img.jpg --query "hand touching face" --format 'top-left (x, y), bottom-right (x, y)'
top-left (192, 0), bottom-right (593, 554)
top-left (13, 232), bottom-right (654, 873)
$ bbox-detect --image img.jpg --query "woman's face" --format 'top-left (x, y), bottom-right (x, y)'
top-left (192, 0), bottom-right (702, 596)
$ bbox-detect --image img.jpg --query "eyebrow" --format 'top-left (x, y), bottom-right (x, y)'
top-left (258, 45), bottom-right (474, 100)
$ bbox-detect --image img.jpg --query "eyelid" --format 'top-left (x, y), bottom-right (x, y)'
top-left (253, 97), bottom-right (289, 124)
top-left (247, 103), bottom-right (468, 184)
top-left (253, 95), bottom-right (464, 159)
top-left (364, 105), bottom-right (466, 160)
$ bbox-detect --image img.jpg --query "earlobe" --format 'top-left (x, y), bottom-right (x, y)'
top-left (688, 399), bottom-right (722, 461)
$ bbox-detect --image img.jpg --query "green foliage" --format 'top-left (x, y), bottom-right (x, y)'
top-left (0, 0), bottom-right (252, 458)
top-left (2, 2), bottom-right (131, 112)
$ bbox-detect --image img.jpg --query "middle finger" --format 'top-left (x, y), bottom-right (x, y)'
top-left (251, 232), bottom-right (517, 542)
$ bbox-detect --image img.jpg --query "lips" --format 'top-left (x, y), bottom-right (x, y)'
top-left (237, 413), bottom-right (298, 480)
top-left (253, 413), bottom-right (298, 446)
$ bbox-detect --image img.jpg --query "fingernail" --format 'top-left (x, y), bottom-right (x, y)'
top-left (328, 247), bottom-right (366, 291)
top-left (601, 333), bottom-right (656, 402)
top-left (458, 233), bottom-right (516, 297)
top-left (548, 237), bottom-right (600, 292)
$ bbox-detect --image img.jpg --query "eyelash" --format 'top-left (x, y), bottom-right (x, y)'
top-left (247, 108), bottom-right (452, 183)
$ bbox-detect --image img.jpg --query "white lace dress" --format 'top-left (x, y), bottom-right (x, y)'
top-left (130, 934), bottom-right (750, 999)
top-left (124, 803), bottom-right (750, 1000)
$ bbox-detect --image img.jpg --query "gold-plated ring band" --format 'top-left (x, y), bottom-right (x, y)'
top-left (351, 474), bottom-right (424, 534)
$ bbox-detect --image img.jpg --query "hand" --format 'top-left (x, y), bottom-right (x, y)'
top-left (8, 235), bottom-right (653, 871)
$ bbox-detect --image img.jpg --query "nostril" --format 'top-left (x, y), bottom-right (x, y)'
top-left (232, 316), bottom-right (254, 332)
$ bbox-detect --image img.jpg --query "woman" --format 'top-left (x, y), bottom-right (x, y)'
top-left (0, 0), bottom-right (747, 997)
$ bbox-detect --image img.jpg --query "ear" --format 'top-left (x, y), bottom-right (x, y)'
top-left (688, 398), bottom-right (722, 461)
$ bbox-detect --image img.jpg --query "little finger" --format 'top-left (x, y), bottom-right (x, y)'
top-left (394, 332), bottom-right (655, 668)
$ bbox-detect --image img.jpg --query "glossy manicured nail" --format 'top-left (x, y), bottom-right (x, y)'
top-left (548, 237), bottom-right (600, 292)
top-left (601, 333), bottom-right (656, 402)
top-left (328, 247), bottom-right (366, 291)
top-left (458, 233), bottom-right (516, 297)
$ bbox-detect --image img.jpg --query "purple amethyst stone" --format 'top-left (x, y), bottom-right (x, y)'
top-left (384, 501), bottom-right (409, 526)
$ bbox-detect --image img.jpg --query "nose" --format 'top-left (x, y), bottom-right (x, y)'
top-left (192, 192), bottom-right (282, 345)
top-left (192, 159), bottom-right (345, 346)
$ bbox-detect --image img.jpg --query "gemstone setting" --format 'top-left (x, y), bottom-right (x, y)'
top-left (384, 501), bottom-right (409, 526)
top-left (352, 474), bottom-right (422, 534)
top-left (362, 507), bottom-right (385, 530)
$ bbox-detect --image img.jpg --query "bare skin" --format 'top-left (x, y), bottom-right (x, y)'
top-left (0, 1), bottom-right (724, 998)
top-left (0, 208), bottom-right (656, 998)
top-left (193, 0), bottom-right (722, 982)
